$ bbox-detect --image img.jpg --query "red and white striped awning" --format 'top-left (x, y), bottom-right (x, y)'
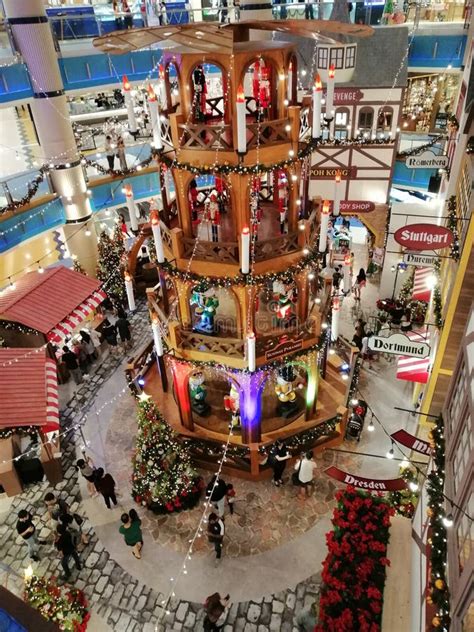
top-left (45, 358), bottom-right (60, 433)
top-left (396, 328), bottom-right (431, 384)
top-left (47, 289), bottom-right (107, 344)
top-left (412, 267), bottom-right (433, 302)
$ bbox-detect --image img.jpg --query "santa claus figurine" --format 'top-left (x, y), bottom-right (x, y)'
top-left (223, 383), bottom-right (241, 430)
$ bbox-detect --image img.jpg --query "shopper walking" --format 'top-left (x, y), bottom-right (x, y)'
top-left (207, 513), bottom-right (225, 564)
top-left (119, 509), bottom-right (143, 559)
top-left (44, 492), bottom-right (89, 546)
top-left (116, 135), bottom-right (127, 171)
top-left (76, 454), bottom-right (97, 497)
top-left (353, 268), bottom-right (366, 301)
top-left (332, 266), bottom-right (342, 295)
top-left (80, 330), bottom-right (97, 363)
top-left (203, 592), bottom-right (230, 631)
top-left (206, 475), bottom-right (228, 518)
top-left (61, 346), bottom-right (83, 385)
top-left (104, 135), bottom-right (116, 171)
top-left (102, 318), bottom-right (119, 355)
top-left (55, 523), bottom-right (82, 581)
top-left (226, 483), bottom-right (236, 515)
top-left (294, 451), bottom-right (317, 499)
top-left (115, 314), bottom-right (132, 350)
top-left (16, 509), bottom-right (40, 561)
top-left (94, 467), bottom-right (118, 509)
top-left (267, 439), bottom-right (291, 486)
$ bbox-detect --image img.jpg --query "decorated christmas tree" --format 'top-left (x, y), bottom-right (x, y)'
top-left (96, 225), bottom-right (126, 301)
top-left (132, 398), bottom-right (203, 514)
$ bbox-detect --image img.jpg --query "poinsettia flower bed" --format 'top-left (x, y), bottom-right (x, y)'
top-left (24, 574), bottom-right (90, 631)
top-left (316, 486), bottom-right (395, 632)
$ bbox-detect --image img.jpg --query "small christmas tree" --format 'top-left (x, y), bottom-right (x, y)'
top-left (73, 259), bottom-right (87, 275)
top-left (96, 226), bottom-right (126, 301)
top-left (132, 398), bottom-right (203, 514)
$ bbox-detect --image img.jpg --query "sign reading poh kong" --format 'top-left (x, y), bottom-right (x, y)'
top-left (394, 223), bottom-right (454, 251)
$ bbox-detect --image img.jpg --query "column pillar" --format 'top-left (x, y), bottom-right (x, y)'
top-left (4, 0), bottom-right (97, 274)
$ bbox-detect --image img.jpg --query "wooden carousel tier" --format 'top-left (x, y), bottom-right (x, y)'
top-left (93, 20), bottom-right (374, 56)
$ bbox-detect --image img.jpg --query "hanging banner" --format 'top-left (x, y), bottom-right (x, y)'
top-left (310, 167), bottom-right (358, 180)
top-left (393, 223), bottom-right (453, 251)
top-left (390, 429), bottom-right (432, 456)
top-left (368, 333), bottom-right (431, 358)
top-left (405, 151), bottom-right (449, 169)
top-left (328, 200), bottom-right (375, 213)
top-left (403, 252), bottom-right (438, 267)
top-left (325, 466), bottom-right (407, 491)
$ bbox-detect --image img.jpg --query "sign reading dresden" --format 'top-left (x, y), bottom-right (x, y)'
top-left (393, 223), bottom-right (454, 251)
top-left (324, 467), bottom-right (407, 491)
top-left (402, 252), bottom-right (438, 267)
top-left (368, 333), bottom-right (431, 358)
top-left (405, 150), bottom-right (449, 169)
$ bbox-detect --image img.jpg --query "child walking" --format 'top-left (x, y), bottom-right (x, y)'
top-left (226, 483), bottom-right (236, 515)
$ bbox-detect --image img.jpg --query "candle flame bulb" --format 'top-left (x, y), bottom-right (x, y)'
top-left (322, 200), bottom-right (330, 215)
top-left (237, 84), bottom-right (245, 103)
top-left (147, 84), bottom-right (156, 101)
top-left (335, 171), bottom-right (341, 183)
top-left (150, 209), bottom-right (159, 226)
top-left (328, 65), bottom-right (335, 80)
top-left (159, 64), bottom-right (165, 80)
top-left (122, 74), bottom-right (131, 91)
top-left (314, 74), bottom-right (322, 91)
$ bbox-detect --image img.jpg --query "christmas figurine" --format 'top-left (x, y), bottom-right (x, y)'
top-left (191, 287), bottom-right (220, 334)
top-left (275, 366), bottom-right (300, 418)
top-left (189, 178), bottom-right (199, 223)
top-left (215, 176), bottom-right (226, 214)
top-left (192, 64), bottom-right (207, 122)
top-left (272, 280), bottom-right (295, 324)
top-left (189, 371), bottom-right (211, 416)
top-left (208, 192), bottom-right (220, 242)
top-left (223, 383), bottom-right (241, 430)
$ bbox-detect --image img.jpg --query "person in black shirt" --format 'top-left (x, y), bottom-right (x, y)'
top-left (17, 509), bottom-right (40, 560)
top-left (206, 475), bottom-right (227, 517)
top-left (115, 315), bottom-right (132, 350)
top-left (55, 523), bottom-right (82, 580)
top-left (102, 319), bottom-right (119, 354)
top-left (62, 346), bottom-right (83, 384)
top-left (267, 439), bottom-right (291, 486)
top-left (332, 267), bottom-right (342, 295)
top-left (207, 513), bottom-right (225, 563)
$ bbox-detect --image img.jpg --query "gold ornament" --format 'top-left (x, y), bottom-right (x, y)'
top-left (434, 579), bottom-right (445, 590)
top-left (427, 596), bottom-right (433, 605)
top-left (432, 616), bottom-right (441, 627)
top-left (427, 507), bottom-right (434, 517)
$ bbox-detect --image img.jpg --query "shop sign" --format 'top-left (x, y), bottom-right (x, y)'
top-left (333, 88), bottom-right (364, 104)
top-left (265, 338), bottom-right (303, 361)
top-left (339, 200), bottom-right (375, 213)
top-left (324, 466), bottom-right (407, 491)
top-left (402, 251), bottom-right (438, 267)
top-left (372, 248), bottom-right (384, 266)
top-left (368, 333), bottom-right (431, 358)
top-left (393, 223), bottom-right (453, 251)
top-left (390, 429), bottom-right (432, 456)
top-left (405, 150), bottom-right (449, 169)
top-left (310, 167), bottom-right (357, 180)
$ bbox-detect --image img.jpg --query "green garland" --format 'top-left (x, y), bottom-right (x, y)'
top-left (445, 196), bottom-right (460, 262)
top-left (389, 466), bottom-right (419, 518)
top-left (161, 248), bottom-right (321, 289)
top-left (0, 425), bottom-right (38, 440)
top-left (426, 415), bottom-right (450, 631)
top-left (398, 267), bottom-right (415, 304)
top-left (432, 259), bottom-right (443, 329)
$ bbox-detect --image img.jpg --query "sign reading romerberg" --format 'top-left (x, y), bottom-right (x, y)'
top-left (405, 150), bottom-right (449, 169)
top-left (402, 251), bottom-right (438, 267)
top-left (393, 223), bottom-right (454, 251)
top-left (368, 333), bottom-right (431, 358)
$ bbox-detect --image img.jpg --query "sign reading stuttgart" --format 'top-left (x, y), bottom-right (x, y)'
top-left (393, 223), bottom-right (454, 251)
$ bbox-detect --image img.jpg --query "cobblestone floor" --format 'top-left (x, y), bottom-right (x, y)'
top-left (0, 302), bottom-right (324, 631)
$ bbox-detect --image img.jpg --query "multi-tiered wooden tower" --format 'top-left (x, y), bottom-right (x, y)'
top-left (98, 21), bottom-right (372, 478)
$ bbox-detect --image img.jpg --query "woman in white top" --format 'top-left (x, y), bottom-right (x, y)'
top-left (295, 451), bottom-right (317, 499)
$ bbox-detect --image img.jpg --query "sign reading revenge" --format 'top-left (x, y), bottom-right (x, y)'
top-left (403, 252), bottom-right (438, 267)
top-left (368, 333), bottom-right (430, 358)
top-left (310, 167), bottom-right (358, 180)
top-left (265, 338), bottom-right (303, 361)
top-left (325, 466), bottom-right (407, 491)
top-left (405, 150), bottom-right (449, 169)
top-left (393, 223), bottom-right (454, 251)
top-left (333, 88), bottom-right (364, 104)
top-left (390, 429), bottom-right (432, 456)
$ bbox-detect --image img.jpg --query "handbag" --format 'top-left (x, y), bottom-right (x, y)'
top-left (292, 459), bottom-right (303, 486)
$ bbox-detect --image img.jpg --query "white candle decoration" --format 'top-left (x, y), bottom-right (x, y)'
top-left (158, 65), bottom-right (167, 109)
top-left (147, 85), bottom-right (163, 150)
top-left (124, 274), bottom-right (136, 312)
top-left (312, 74), bottom-right (322, 139)
top-left (333, 171), bottom-right (342, 216)
top-left (150, 210), bottom-right (165, 263)
top-left (325, 65), bottom-right (335, 121)
top-left (343, 254), bottom-right (351, 294)
top-left (241, 226), bottom-right (250, 274)
top-left (331, 297), bottom-right (340, 342)
top-left (236, 84), bottom-right (247, 154)
top-left (152, 318), bottom-right (164, 357)
top-left (247, 332), bottom-right (256, 372)
top-left (124, 184), bottom-right (138, 231)
top-left (287, 62), bottom-right (293, 102)
top-left (122, 75), bottom-right (138, 133)
top-left (318, 201), bottom-right (330, 253)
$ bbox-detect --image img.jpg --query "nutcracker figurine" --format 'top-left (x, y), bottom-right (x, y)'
top-left (208, 192), bottom-right (220, 242)
top-left (192, 64), bottom-right (207, 122)
top-left (189, 178), bottom-right (199, 223)
top-left (223, 383), bottom-right (241, 430)
top-left (189, 371), bottom-right (211, 416)
top-left (274, 365), bottom-right (300, 418)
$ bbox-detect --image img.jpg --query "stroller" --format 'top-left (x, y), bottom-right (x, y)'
top-left (345, 400), bottom-right (368, 442)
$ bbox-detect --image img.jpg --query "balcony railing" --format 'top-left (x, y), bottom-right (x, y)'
top-left (253, 231), bottom-right (300, 262)
top-left (247, 119), bottom-right (291, 149)
top-left (176, 328), bottom-right (245, 358)
top-left (181, 236), bottom-right (240, 264)
top-left (178, 123), bottom-right (233, 151)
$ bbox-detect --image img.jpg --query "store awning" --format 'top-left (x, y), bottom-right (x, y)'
top-left (396, 328), bottom-right (431, 384)
top-left (0, 349), bottom-right (60, 433)
top-left (0, 266), bottom-right (106, 340)
top-left (412, 267), bottom-right (433, 303)
top-left (47, 289), bottom-right (106, 343)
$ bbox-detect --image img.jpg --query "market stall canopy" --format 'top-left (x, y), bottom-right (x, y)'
top-left (0, 348), bottom-right (59, 433)
top-left (0, 267), bottom-right (106, 341)
top-left (396, 328), bottom-right (431, 384)
top-left (412, 266), bottom-right (434, 303)
top-left (93, 20), bottom-right (373, 55)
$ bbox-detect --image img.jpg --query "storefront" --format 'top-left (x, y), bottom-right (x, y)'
top-left (401, 73), bottom-right (460, 133)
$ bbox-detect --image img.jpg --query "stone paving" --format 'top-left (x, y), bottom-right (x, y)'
top-left (0, 301), bottom-right (324, 631)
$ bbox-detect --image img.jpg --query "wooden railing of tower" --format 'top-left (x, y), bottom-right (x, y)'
top-left (246, 118), bottom-right (292, 149)
top-left (253, 231), bottom-right (300, 262)
top-left (178, 123), bottom-right (233, 150)
top-left (181, 237), bottom-right (240, 264)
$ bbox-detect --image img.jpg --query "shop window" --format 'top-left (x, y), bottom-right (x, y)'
top-left (334, 108), bottom-right (349, 139)
top-left (345, 46), bottom-right (356, 69)
top-left (447, 359), bottom-right (467, 435)
top-left (317, 47), bottom-right (328, 70)
top-left (377, 107), bottom-right (393, 132)
top-left (456, 492), bottom-right (473, 574)
top-left (358, 107), bottom-right (374, 132)
top-left (329, 48), bottom-right (344, 70)
top-left (453, 411), bottom-right (472, 493)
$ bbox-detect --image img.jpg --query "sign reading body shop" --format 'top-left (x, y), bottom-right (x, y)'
top-left (368, 333), bottom-right (431, 358)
